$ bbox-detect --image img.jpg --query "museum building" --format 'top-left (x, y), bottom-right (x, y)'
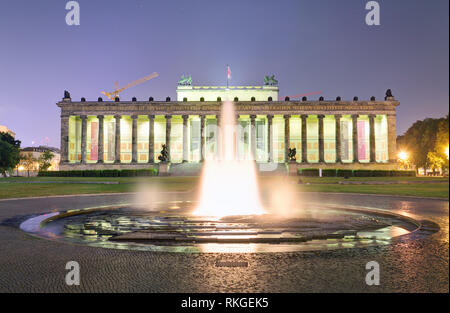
top-left (57, 79), bottom-right (399, 171)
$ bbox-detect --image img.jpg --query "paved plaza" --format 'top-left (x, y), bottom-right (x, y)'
top-left (0, 192), bottom-right (448, 292)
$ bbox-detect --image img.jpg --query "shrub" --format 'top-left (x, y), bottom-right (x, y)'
top-left (38, 168), bottom-right (158, 177)
top-left (391, 170), bottom-right (416, 177)
top-left (336, 169), bottom-right (353, 177)
top-left (298, 168), bottom-right (320, 177)
top-left (321, 169), bottom-right (337, 177)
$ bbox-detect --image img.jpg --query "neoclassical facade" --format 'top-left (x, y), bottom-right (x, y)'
top-left (57, 84), bottom-right (399, 170)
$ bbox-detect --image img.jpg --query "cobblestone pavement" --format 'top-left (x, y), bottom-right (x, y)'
top-left (0, 192), bottom-right (448, 292)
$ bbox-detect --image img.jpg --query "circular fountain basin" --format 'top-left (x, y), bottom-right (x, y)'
top-left (19, 200), bottom-right (434, 253)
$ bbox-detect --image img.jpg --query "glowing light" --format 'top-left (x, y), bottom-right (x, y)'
top-left (445, 146), bottom-right (449, 159)
top-left (398, 151), bottom-right (408, 161)
top-left (193, 101), bottom-right (265, 217)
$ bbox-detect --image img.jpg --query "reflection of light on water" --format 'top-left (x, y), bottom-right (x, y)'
top-left (357, 226), bottom-right (410, 240)
top-left (193, 101), bottom-right (264, 217)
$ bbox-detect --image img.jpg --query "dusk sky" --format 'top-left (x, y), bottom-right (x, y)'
top-left (0, 0), bottom-right (448, 148)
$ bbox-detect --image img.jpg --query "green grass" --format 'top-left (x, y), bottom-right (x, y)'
top-left (0, 176), bottom-right (448, 199)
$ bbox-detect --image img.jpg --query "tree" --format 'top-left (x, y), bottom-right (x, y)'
top-left (38, 150), bottom-right (54, 171)
top-left (19, 153), bottom-right (37, 177)
top-left (0, 132), bottom-right (21, 176)
top-left (427, 151), bottom-right (445, 172)
top-left (397, 117), bottom-right (446, 170)
top-left (434, 115), bottom-right (449, 170)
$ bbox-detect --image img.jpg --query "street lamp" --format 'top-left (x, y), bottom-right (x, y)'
top-left (398, 151), bottom-right (408, 161)
top-left (445, 146), bottom-right (449, 160)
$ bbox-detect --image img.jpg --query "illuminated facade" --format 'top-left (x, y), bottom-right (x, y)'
top-left (57, 83), bottom-right (399, 170)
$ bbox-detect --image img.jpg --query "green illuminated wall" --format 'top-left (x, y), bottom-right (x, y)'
top-left (154, 116), bottom-right (166, 163)
top-left (205, 116), bottom-right (218, 160)
top-left (170, 116), bottom-right (183, 163)
top-left (68, 116), bottom-right (81, 163)
top-left (340, 115), bottom-right (353, 162)
top-left (375, 115), bottom-right (388, 162)
top-left (137, 116), bottom-right (149, 163)
top-left (272, 115), bottom-right (285, 162)
top-left (103, 116), bottom-right (115, 163)
top-left (255, 115), bottom-right (267, 162)
top-left (289, 116), bottom-right (301, 162)
top-left (237, 115), bottom-right (250, 160)
top-left (306, 115), bottom-right (319, 163)
top-left (86, 116), bottom-right (99, 163)
top-left (189, 116), bottom-right (200, 162)
top-left (324, 116), bottom-right (336, 162)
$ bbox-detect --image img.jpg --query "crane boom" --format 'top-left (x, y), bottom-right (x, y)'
top-left (101, 72), bottom-right (159, 100)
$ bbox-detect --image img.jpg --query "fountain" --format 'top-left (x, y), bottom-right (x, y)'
top-left (194, 101), bottom-right (265, 217)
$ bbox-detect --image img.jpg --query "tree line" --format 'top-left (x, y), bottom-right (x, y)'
top-left (397, 115), bottom-right (449, 171)
top-left (0, 132), bottom-right (54, 176)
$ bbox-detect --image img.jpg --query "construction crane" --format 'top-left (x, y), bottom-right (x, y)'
top-left (101, 72), bottom-right (159, 100)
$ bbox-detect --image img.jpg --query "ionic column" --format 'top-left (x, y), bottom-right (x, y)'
top-left (114, 115), bottom-right (121, 163)
top-left (335, 115), bottom-right (342, 163)
top-left (80, 115), bottom-right (87, 164)
top-left (267, 115), bottom-right (273, 162)
top-left (318, 115), bottom-right (325, 163)
top-left (369, 114), bottom-right (376, 163)
top-left (301, 115), bottom-right (308, 163)
top-left (250, 115), bottom-right (256, 160)
top-left (131, 115), bottom-right (138, 163)
top-left (182, 115), bottom-right (189, 162)
top-left (352, 114), bottom-right (359, 162)
top-left (387, 114), bottom-right (397, 163)
top-left (98, 115), bottom-right (104, 163)
top-left (165, 115), bottom-right (171, 162)
top-left (148, 115), bottom-right (154, 163)
top-left (200, 115), bottom-right (205, 162)
top-left (284, 115), bottom-right (290, 162)
top-left (60, 115), bottom-right (69, 163)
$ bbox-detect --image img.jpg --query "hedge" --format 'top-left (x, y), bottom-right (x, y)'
top-left (298, 169), bottom-right (416, 177)
top-left (38, 168), bottom-right (158, 177)
top-left (298, 168), bottom-right (320, 177)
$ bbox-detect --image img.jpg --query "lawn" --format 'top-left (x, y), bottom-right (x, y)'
top-left (0, 176), bottom-right (448, 199)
